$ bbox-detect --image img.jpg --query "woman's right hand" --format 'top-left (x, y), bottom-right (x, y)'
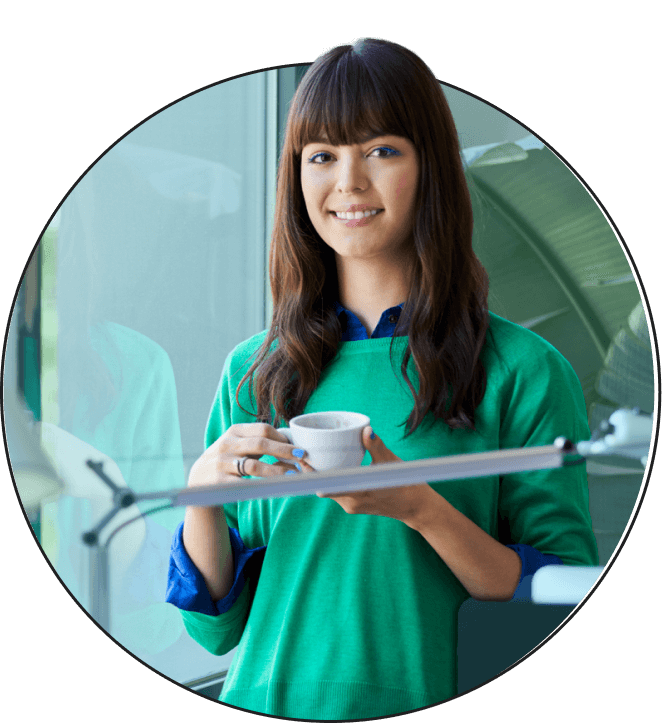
top-left (183, 423), bottom-right (303, 601)
top-left (187, 423), bottom-right (305, 489)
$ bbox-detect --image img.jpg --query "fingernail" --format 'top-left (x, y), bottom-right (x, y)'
top-left (295, 462), bottom-right (302, 472)
top-left (292, 448), bottom-right (305, 458)
top-left (370, 429), bottom-right (376, 440)
top-left (286, 470), bottom-right (296, 475)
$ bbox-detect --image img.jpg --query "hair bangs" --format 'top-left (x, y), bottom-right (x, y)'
top-left (290, 50), bottom-right (413, 154)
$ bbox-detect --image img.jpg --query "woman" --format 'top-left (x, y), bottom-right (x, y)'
top-left (167, 38), bottom-right (598, 719)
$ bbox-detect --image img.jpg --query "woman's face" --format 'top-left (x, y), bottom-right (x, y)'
top-left (300, 135), bottom-right (419, 264)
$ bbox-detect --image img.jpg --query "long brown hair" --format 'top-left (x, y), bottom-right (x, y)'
top-left (238, 38), bottom-right (490, 434)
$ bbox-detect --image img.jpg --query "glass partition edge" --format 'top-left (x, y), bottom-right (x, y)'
top-left (264, 70), bottom-right (278, 328)
top-left (40, 220), bottom-right (59, 426)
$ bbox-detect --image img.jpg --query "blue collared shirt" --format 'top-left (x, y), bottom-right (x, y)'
top-left (333, 300), bottom-right (406, 340)
top-left (166, 303), bottom-right (561, 613)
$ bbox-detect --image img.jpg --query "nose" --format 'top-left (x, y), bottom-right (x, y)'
top-left (335, 153), bottom-right (368, 194)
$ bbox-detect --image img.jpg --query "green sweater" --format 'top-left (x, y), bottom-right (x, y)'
top-left (180, 313), bottom-right (598, 719)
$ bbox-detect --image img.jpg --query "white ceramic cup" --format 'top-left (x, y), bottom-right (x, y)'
top-left (279, 411), bottom-right (370, 470)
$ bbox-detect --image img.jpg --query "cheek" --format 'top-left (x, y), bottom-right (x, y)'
top-left (300, 184), bottom-right (317, 217)
top-left (301, 175), bottom-right (327, 213)
top-left (394, 171), bottom-right (416, 202)
top-left (393, 174), bottom-right (419, 227)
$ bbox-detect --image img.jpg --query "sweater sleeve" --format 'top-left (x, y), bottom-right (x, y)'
top-left (170, 347), bottom-right (265, 653)
top-left (496, 336), bottom-right (599, 567)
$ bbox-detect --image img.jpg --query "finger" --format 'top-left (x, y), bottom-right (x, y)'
top-left (363, 426), bottom-right (400, 464)
top-left (227, 423), bottom-right (284, 440)
top-left (296, 459), bottom-right (316, 473)
top-left (363, 427), bottom-right (388, 461)
top-left (226, 424), bottom-right (306, 462)
top-left (232, 458), bottom-right (299, 478)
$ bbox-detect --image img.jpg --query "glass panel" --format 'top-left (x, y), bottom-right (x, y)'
top-left (30, 71), bottom-right (274, 685)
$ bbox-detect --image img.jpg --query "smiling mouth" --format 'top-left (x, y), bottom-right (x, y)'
top-left (332, 209), bottom-right (383, 220)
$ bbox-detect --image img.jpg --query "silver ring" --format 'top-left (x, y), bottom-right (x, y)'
top-left (234, 456), bottom-right (250, 478)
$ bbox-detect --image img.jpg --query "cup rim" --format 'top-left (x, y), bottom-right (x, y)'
top-left (289, 411), bottom-right (370, 431)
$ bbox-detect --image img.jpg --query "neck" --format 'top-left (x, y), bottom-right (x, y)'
top-left (336, 253), bottom-right (412, 336)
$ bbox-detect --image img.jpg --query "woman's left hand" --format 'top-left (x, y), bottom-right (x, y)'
top-left (311, 426), bottom-right (435, 526)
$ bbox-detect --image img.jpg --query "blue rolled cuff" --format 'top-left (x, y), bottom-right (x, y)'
top-left (507, 543), bottom-right (563, 599)
top-left (166, 521), bottom-right (266, 616)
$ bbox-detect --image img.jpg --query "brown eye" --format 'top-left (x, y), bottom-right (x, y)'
top-left (369, 147), bottom-right (400, 158)
top-left (309, 152), bottom-right (333, 164)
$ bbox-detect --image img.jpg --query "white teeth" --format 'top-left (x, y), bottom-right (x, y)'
top-left (335, 210), bottom-right (380, 219)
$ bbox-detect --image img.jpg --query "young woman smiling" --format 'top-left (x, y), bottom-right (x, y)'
top-left (166, 38), bottom-right (598, 719)
top-left (301, 134), bottom-right (419, 334)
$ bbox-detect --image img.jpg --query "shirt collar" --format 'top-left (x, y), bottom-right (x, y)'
top-left (333, 300), bottom-right (408, 341)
